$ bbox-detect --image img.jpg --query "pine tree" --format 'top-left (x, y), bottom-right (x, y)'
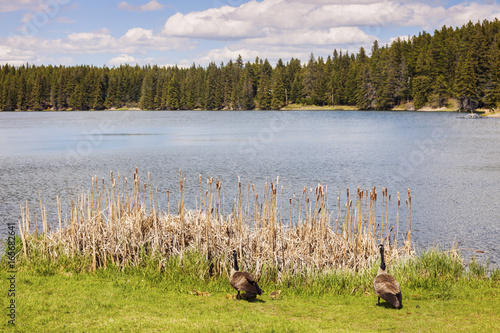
top-left (256, 59), bottom-right (272, 109)
top-left (139, 72), bottom-right (156, 110)
top-left (484, 37), bottom-right (500, 108)
top-left (345, 56), bottom-right (358, 106)
top-left (240, 70), bottom-right (255, 110)
top-left (430, 74), bottom-right (448, 107)
top-left (167, 68), bottom-right (181, 110)
top-left (204, 62), bottom-right (221, 110)
top-left (270, 66), bottom-right (286, 110)
top-left (91, 71), bottom-right (106, 110)
top-left (302, 53), bottom-right (316, 104)
top-left (454, 50), bottom-right (477, 110)
top-left (356, 48), bottom-right (376, 110)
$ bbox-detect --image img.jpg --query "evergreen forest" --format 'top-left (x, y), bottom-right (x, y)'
top-left (1, 19), bottom-right (500, 111)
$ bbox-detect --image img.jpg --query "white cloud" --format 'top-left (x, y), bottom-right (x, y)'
top-left (108, 54), bottom-right (193, 68)
top-left (440, 2), bottom-right (500, 27)
top-left (0, 27), bottom-right (195, 65)
top-left (244, 27), bottom-right (374, 46)
top-left (162, 0), bottom-right (411, 49)
top-left (0, 0), bottom-right (43, 13)
top-left (118, 0), bottom-right (165, 12)
top-left (162, 0), bottom-right (381, 63)
top-left (164, 0), bottom-right (500, 39)
top-left (161, 0), bottom-right (500, 65)
top-left (109, 53), bottom-right (138, 66)
top-left (163, 7), bottom-right (258, 39)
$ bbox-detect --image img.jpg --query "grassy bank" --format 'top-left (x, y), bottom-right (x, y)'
top-left (280, 99), bottom-right (493, 113)
top-left (2, 250), bottom-right (499, 332)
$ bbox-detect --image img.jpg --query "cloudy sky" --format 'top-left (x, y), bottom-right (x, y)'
top-left (1, 0), bottom-right (499, 67)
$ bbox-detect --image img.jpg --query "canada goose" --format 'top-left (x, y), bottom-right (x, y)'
top-left (373, 244), bottom-right (402, 308)
top-left (230, 250), bottom-right (264, 300)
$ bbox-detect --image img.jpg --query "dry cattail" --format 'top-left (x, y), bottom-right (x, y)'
top-left (17, 171), bottom-right (413, 277)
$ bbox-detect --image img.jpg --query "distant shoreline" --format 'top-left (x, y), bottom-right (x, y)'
top-left (1, 105), bottom-right (499, 117)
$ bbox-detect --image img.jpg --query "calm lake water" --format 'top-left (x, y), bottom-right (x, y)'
top-left (1, 110), bottom-right (499, 266)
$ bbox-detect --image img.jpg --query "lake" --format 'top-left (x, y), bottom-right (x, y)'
top-left (1, 110), bottom-right (499, 266)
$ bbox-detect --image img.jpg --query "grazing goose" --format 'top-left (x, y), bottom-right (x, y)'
top-left (373, 244), bottom-right (402, 308)
top-left (230, 250), bottom-right (263, 300)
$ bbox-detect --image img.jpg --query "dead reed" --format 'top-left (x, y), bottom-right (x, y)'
top-left (18, 169), bottom-right (414, 280)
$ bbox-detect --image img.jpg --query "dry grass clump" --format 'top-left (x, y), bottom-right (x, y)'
top-left (18, 169), bottom-right (414, 279)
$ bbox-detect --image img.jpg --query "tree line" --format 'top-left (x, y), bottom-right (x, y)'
top-left (1, 19), bottom-right (500, 111)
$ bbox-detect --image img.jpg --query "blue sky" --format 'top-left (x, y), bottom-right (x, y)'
top-left (1, 0), bottom-right (499, 67)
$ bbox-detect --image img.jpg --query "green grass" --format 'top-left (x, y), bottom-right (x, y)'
top-left (1, 269), bottom-right (498, 332)
top-left (2, 250), bottom-right (499, 332)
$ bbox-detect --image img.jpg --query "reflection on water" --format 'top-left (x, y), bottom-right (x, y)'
top-left (1, 110), bottom-right (499, 265)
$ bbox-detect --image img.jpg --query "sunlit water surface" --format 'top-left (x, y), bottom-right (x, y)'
top-left (1, 111), bottom-right (499, 266)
